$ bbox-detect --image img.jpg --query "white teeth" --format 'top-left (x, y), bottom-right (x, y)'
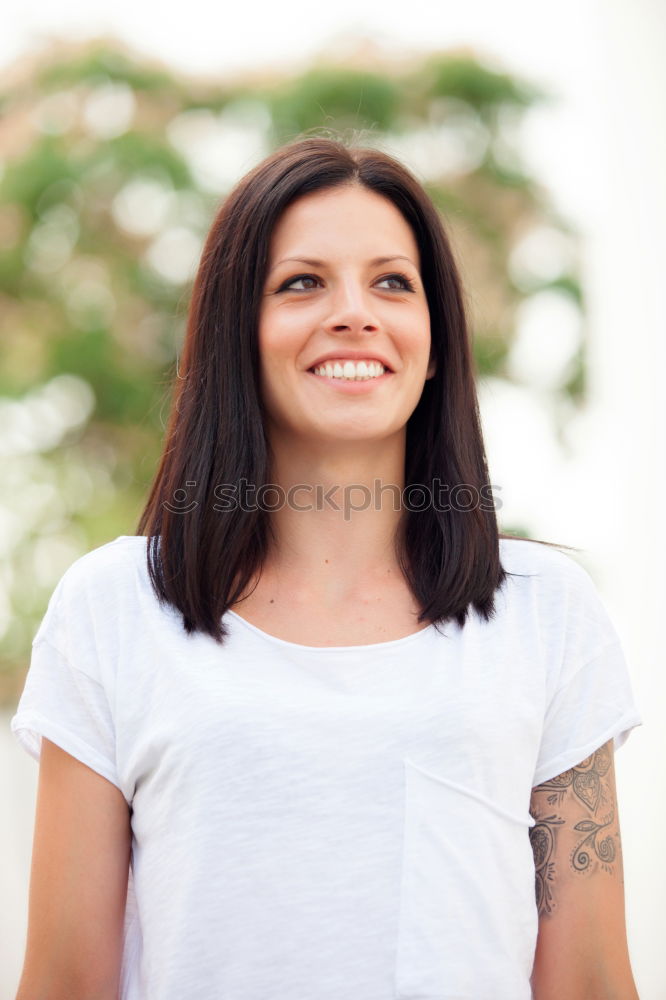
top-left (312, 360), bottom-right (387, 380)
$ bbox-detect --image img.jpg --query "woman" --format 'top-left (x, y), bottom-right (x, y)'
top-left (11, 135), bottom-right (642, 999)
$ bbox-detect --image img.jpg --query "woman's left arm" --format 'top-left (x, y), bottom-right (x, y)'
top-left (529, 738), bottom-right (640, 1000)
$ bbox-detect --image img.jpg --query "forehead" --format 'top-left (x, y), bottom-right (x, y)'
top-left (268, 184), bottom-right (420, 265)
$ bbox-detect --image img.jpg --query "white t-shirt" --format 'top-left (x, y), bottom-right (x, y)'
top-left (11, 534), bottom-right (642, 1000)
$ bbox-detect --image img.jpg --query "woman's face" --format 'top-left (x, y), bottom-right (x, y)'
top-left (258, 183), bottom-right (435, 450)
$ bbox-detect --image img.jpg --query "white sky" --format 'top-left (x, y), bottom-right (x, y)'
top-left (0, 0), bottom-right (598, 82)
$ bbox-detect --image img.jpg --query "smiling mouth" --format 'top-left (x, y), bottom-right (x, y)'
top-left (307, 359), bottom-right (394, 381)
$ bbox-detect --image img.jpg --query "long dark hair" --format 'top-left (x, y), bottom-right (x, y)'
top-left (136, 134), bottom-right (575, 643)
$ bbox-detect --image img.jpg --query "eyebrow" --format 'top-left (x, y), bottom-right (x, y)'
top-left (269, 254), bottom-right (417, 274)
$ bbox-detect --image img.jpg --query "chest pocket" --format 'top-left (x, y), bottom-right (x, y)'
top-left (394, 757), bottom-right (537, 1000)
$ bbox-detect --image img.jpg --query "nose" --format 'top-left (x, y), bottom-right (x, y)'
top-left (322, 278), bottom-right (380, 335)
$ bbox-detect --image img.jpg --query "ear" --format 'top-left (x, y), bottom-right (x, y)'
top-left (426, 353), bottom-right (437, 380)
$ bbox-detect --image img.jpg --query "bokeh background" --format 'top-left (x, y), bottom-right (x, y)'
top-left (1, 0), bottom-right (664, 996)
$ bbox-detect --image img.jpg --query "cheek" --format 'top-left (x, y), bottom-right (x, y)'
top-left (256, 319), bottom-right (297, 406)
top-left (258, 310), bottom-right (305, 361)
top-left (257, 313), bottom-right (276, 359)
top-left (419, 311), bottom-right (432, 352)
top-left (419, 302), bottom-right (431, 334)
top-left (401, 309), bottom-right (431, 351)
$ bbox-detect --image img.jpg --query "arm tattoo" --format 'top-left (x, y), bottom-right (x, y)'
top-left (529, 741), bottom-right (621, 917)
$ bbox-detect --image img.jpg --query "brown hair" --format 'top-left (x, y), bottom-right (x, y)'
top-left (136, 134), bottom-right (575, 642)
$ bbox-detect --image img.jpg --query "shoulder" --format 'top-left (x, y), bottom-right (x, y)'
top-left (499, 537), bottom-right (603, 606)
top-left (499, 535), bottom-right (586, 579)
top-left (500, 537), bottom-right (627, 691)
top-left (32, 536), bottom-right (154, 662)
top-left (32, 535), bottom-right (148, 656)
top-left (44, 535), bottom-right (150, 630)
top-left (58, 535), bottom-right (148, 593)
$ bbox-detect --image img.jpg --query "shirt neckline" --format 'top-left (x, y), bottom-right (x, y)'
top-left (225, 609), bottom-right (436, 652)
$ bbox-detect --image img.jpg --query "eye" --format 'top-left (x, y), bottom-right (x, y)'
top-left (377, 272), bottom-right (416, 292)
top-left (278, 274), bottom-right (320, 292)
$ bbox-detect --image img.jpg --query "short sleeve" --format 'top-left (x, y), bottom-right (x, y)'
top-left (10, 567), bottom-right (122, 794)
top-left (532, 556), bottom-right (643, 787)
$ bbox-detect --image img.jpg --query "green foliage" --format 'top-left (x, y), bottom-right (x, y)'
top-left (0, 245), bottom-right (27, 291)
top-left (562, 345), bottom-right (586, 401)
top-left (35, 41), bottom-right (178, 94)
top-left (473, 335), bottom-right (511, 377)
top-left (47, 327), bottom-right (160, 423)
top-left (100, 133), bottom-right (193, 187)
top-left (1, 136), bottom-right (79, 216)
top-left (546, 274), bottom-right (583, 305)
top-left (421, 53), bottom-right (547, 111)
top-left (268, 67), bottom-right (400, 138)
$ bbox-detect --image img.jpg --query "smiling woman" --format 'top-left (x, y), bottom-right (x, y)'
top-left (137, 135), bottom-right (509, 643)
top-left (10, 134), bottom-right (642, 1000)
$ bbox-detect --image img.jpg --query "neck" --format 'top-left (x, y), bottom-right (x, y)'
top-left (258, 434), bottom-right (407, 602)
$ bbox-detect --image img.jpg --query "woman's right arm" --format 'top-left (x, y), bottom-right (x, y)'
top-left (15, 737), bottom-right (132, 1000)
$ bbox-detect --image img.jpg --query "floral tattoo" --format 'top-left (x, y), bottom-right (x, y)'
top-left (529, 741), bottom-right (620, 917)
